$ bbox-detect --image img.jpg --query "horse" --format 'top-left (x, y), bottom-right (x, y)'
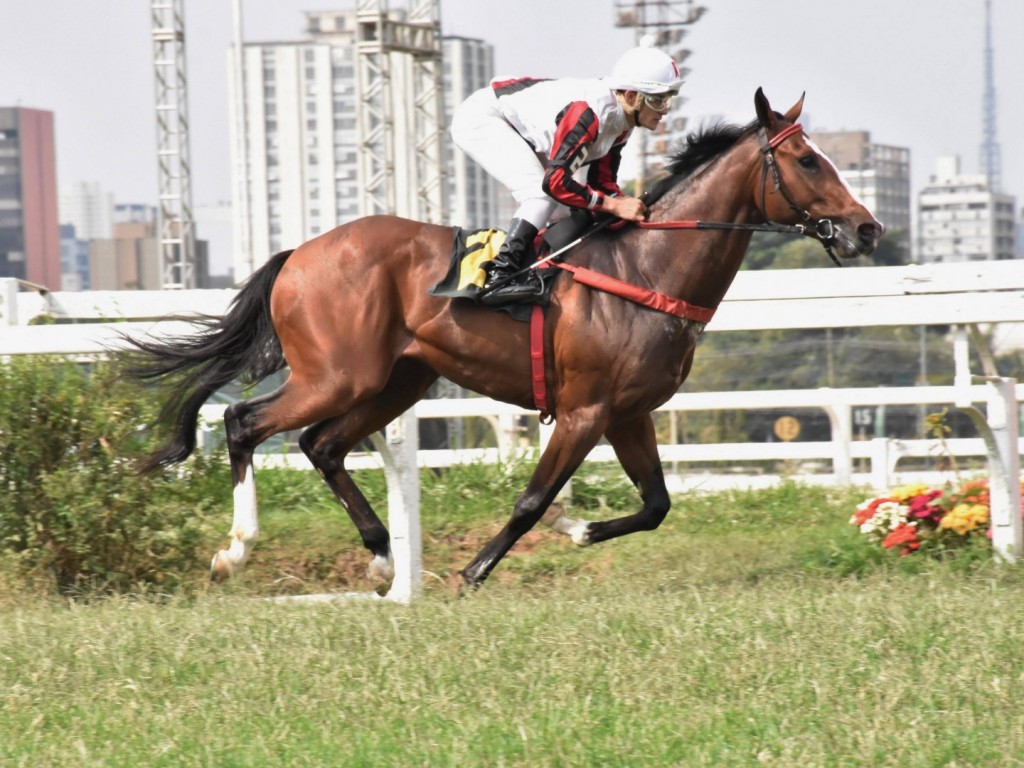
top-left (125, 89), bottom-right (883, 592)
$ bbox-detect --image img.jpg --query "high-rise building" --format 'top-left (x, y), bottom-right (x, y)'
top-left (443, 36), bottom-right (501, 230)
top-left (917, 155), bottom-right (1016, 263)
top-left (809, 130), bottom-right (911, 257)
top-left (229, 11), bottom-right (498, 277)
top-left (59, 180), bottom-right (113, 241)
top-left (0, 107), bottom-right (61, 287)
top-left (59, 224), bottom-right (90, 291)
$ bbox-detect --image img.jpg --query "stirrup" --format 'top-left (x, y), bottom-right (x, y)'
top-left (479, 270), bottom-right (544, 306)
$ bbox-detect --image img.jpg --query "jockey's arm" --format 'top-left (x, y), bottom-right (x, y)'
top-left (543, 104), bottom-right (647, 222)
top-left (589, 138), bottom-right (647, 222)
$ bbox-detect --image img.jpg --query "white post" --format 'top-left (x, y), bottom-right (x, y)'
top-left (868, 437), bottom-right (891, 491)
top-left (538, 417), bottom-right (571, 499)
top-left (495, 412), bottom-right (520, 459)
top-left (0, 279), bottom-right (17, 325)
top-left (953, 327), bottom-right (973, 407)
top-left (824, 399), bottom-right (853, 485)
top-left (372, 410), bottom-right (422, 602)
top-left (985, 378), bottom-right (1022, 563)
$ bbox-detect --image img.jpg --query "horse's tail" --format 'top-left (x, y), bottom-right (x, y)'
top-left (122, 250), bottom-right (294, 473)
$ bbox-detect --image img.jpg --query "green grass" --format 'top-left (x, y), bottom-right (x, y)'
top-left (3, 473), bottom-right (1024, 766)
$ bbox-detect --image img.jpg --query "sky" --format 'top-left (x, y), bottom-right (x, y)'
top-left (2, 0), bottom-right (1020, 273)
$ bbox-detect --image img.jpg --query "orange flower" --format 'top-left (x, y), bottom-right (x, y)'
top-left (882, 523), bottom-right (921, 556)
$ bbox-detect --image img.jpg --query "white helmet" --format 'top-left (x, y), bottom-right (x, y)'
top-left (606, 37), bottom-right (683, 95)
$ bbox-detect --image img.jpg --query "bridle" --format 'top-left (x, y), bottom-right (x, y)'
top-left (755, 122), bottom-right (841, 265)
top-left (633, 120), bottom-right (844, 266)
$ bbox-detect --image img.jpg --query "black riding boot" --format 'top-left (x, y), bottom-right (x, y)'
top-left (479, 218), bottom-right (543, 306)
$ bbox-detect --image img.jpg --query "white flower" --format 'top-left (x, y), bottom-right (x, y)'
top-left (858, 500), bottom-right (911, 540)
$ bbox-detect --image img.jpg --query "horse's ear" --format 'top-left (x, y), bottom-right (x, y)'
top-left (783, 92), bottom-right (806, 123)
top-left (754, 87), bottom-right (775, 130)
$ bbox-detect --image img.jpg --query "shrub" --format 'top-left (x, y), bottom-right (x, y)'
top-left (0, 357), bottom-right (224, 593)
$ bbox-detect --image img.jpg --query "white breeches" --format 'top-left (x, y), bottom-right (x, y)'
top-left (450, 87), bottom-right (562, 229)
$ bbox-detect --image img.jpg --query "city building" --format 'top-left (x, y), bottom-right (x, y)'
top-left (0, 107), bottom-right (61, 287)
top-left (114, 203), bottom-right (158, 225)
top-left (59, 180), bottom-right (113, 241)
top-left (89, 218), bottom-right (161, 291)
top-left (59, 224), bottom-right (90, 290)
top-left (89, 208), bottom-right (212, 290)
top-left (442, 36), bottom-right (502, 230)
top-left (916, 155), bottom-right (1016, 263)
top-left (809, 130), bottom-right (911, 257)
top-left (229, 11), bottom-right (500, 277)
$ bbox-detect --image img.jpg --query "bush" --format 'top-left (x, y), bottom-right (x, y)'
top-left (0, 357), bottom-right (224, 593)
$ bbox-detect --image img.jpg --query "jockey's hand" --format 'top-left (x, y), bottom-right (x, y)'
top-left (600, 195), bottom-right (648, 222)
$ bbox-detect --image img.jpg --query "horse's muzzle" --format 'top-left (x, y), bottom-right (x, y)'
top-left (835, 218), bottom-right (884, 258)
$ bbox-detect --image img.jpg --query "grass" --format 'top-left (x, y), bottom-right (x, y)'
top-left (3, 470), bottom-right (1024, 766)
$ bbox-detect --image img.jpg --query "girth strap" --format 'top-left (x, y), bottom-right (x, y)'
top-left (527, 262), bottom-right (716, 419)
top-left (530, 304), bottom-right (552, 422)
top-left (554, 262), bottom-right (716, 323)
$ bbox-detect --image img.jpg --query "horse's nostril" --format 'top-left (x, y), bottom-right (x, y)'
top-left (857, 222), bottom-right (881, 243)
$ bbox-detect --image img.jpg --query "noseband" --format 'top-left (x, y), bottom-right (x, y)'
top-left (756, 122), bottom-right (842, 266)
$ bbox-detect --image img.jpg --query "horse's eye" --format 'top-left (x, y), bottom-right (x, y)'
top-left (798, 154), bottom-right (819, 170)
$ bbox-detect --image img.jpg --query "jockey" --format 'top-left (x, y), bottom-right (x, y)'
top-left (450, 38), bottom-right (684, 305)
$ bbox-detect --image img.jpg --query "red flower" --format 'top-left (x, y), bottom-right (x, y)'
top-left (908, 490), bottom-right (945, 527)
top-left (882, 523), bottom-right (921, 556)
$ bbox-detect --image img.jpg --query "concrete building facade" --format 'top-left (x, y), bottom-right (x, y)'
top-left (0, 107), bottom-right (61, 288)
top-left (59, 224), bottom-right (90, 291)
top-left (443, 36), bottom-right (502, 230)
top-left (917, 155), bottom-right (1016, 263)
top-left (59, 180), bottom-right (113, 241)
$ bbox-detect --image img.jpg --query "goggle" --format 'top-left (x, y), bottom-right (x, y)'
top-left (641, 92), bottom-right (676, 113)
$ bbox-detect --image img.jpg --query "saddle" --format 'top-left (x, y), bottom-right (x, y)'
top-left (428, 213), bottom-right (592, 322)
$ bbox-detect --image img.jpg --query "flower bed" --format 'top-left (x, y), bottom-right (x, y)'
top-left (850, 479), bottom-right (1019, 556)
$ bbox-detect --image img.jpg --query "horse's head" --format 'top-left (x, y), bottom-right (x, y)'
top-left (753, 88), bottom-right (884, 259)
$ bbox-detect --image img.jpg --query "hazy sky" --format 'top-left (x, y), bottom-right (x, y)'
top-left (2, 0), bottom-right (1019, 267)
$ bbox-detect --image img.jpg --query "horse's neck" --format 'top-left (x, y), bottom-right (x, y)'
top-left (627, 142), bottom-right (761, 309)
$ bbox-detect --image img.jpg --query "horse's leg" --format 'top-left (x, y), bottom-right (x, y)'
top-left (543, 413), bottom-right (671, 546)
top-left (298, 360), bottom-right (439, 595)
top-left (211, 375), bottom-right (371, 580)
top-left (461, 408), bottom-right (609, 587)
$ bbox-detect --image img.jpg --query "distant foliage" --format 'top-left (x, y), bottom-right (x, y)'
top-left (0, 357), bottom-right (225, 593)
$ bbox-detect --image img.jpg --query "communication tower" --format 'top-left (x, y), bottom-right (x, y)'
top-left (151, 0), bottom-right (197, 289)
top-left (980, 0), bottom-right (1001, 190)
top-left (614, 0), bottom-right (706, 190)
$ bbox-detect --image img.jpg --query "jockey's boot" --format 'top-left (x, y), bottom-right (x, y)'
top-left (479, 218), bottom-right (543, 306)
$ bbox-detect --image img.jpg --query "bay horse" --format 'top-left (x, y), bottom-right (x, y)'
top-left (126, 89), bottom-right (882, 591)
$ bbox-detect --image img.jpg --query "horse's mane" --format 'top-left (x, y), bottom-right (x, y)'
top-left (644, 118), bottom-right (760, 206)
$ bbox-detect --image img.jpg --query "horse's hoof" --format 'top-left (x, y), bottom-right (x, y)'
top-left (210, 550), bottom-right (234, 582)
top-left (569, 523), bottom-right (592, 547)
top-left (457, 575), bottom-right (484, 597)
top-left (367, 555), bottom-right (395, 596)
